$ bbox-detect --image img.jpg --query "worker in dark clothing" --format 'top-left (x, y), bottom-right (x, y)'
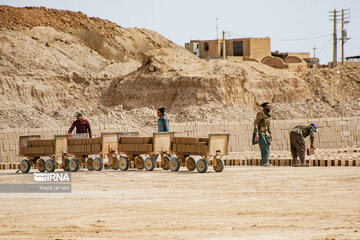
top-left (68, 111), bottom-right (92, 138)
top-left (290, 123), bottom-right (317, 167)
top-left (157, 107), bottom-right (169, 132)
top-left (253, 102), bottom-right (272, 166)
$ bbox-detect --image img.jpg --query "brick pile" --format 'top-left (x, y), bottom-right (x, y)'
top-left (68, 138), bottom-right (102, 154)
top-left (20, 139), bottom-right (55, 155)
top-left (118, 137), bottom-right (153, 153)
top-left (172, 137), bottom-right (208, 155)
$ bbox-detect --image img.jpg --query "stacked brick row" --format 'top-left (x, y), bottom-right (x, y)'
top-left (172, 137), bottom-right (208, 155)
top-left (118, 137), bottom-right (153, 153)
top-left (20, 139), bottom-right (55, 155)
top-left (68, 138), bottom-right (102, 154)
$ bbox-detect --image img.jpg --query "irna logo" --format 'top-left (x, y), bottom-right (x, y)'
top-left (34, 172), bottom-right (71, 182)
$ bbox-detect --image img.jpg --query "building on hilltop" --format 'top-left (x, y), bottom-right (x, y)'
top-left (185, 37), bottom-right (271, 61)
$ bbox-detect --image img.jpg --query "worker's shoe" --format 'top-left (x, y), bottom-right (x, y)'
top-left (299, 163), bottom-right (310, 167)
top-left (261, 163), bottom-right (272, 167)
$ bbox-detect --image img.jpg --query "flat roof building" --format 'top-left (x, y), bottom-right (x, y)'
top-left (185, 37), bottom-right (271, 61)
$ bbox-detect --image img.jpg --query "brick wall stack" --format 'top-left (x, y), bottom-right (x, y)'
top-left (118, 137), bottom-right (153, 153)
top-left (173, 137), bottom-right (208, 155)
top-left (0, 117), bottom-right (359, 163)
top-left (68, 138), bottom-right (102, 154)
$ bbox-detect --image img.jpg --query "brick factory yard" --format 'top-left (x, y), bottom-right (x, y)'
top-left (0, 167), bottom-right (360, 239)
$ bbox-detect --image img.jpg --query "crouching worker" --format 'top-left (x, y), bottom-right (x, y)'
top-left (68, 111), bottom-right (92, 138)
top-left (157, 107), bottom-right (169, 132)
top-left (290, 123), bottom-right (317, 167)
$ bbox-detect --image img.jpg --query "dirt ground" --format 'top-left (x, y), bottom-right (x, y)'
top-left (0, 167), bottom-right (360, 240)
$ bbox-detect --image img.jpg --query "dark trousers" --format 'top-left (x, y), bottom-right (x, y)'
top-left (290, 131), bottom-right (306, 165)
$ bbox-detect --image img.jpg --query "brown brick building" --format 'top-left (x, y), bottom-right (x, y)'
top-left (185, 37), bottom-right (271, 61)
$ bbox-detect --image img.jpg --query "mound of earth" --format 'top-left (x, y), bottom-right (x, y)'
top-left (0, 5), bottom-right (359, 129)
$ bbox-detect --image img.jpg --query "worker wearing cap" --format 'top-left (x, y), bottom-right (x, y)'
top-left (290, 123), bottom-right (317, 167)
top-left (68, 111), bottom-right (92, 138)
top-left (157, 107), bottom-right (169, 132)
top-left (253, 102), bottom-right (272, 166)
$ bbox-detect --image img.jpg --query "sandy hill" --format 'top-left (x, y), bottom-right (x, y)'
top-left (0, 5), bottom-right (359, 129)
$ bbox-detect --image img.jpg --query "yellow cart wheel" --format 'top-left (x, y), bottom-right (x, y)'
top-left (119, 157), bottom-right (129, 171)
top-left (213, 159), bottom-right (225, 172)
top-left (169, 157), bottom-right (180, 172)
top-left (62, 158), bottom-right (70, 171)
top-left (37, 159), bottom-right (46, 172)
top-left (69, 159), bottom-right (79, 172)
top-left (196, 159), bottom-right (208, 173)
top-left (111, 156), bottom-right (120, 170)
top-left (144, 157), bottom-right (155, 171)
top-left (20, 159), bottom-right (31, 173)
top-left (161, 156), bottom-right (170, 170)
top-left (185, 157), bottom-right (196, 171)
top-left (87, 158), bottom-right (94, 171)
top-left (135, 156), bottom-right (144, 170)
top-left (45, 159), bottom-right (56, 173)
top-left (93, 157), bottom-right (103, 171)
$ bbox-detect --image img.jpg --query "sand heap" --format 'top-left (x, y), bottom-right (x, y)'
top-left (0, 6), bottom-right (360, 129)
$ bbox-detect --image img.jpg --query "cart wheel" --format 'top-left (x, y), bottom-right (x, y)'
top-left (20, 159), bottom-right (31, 173)
top-left (196, 159), bottom-right (208, 173)
top-left (69, 159), bottom-right (79, 172)
top-left (93, 157), bottom-right (103, 171)
top-left (169, 157), bottom-right (180, 172)
top-left (161, 156), bottom-right (170, 170)
top-left (45, 159), bottom-right (56, 173)
top-left (37, 159), bottom-right (46, 172)
top-left (185, 157), bottom-right (196, 171)
top-left (111, 156), bottom-right (120, 170)
top-left (135, 156), bottom-right (144, 170)
top-left (144, 157), bottom-right (155, 171)
top-left (119, 157), bottom-right (129, 171)
top-left (213, 159), bottom-right (225, 172)
top-left (87, 158), bottom-right (94, 171)
top-left (62, 158), bottom-right (70, 171)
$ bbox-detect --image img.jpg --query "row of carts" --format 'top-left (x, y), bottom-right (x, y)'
top-left (18, 132), bottom-right (229, 173)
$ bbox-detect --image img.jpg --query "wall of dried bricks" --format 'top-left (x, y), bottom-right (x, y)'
top-left (0, 117), bottom-right (359, 163)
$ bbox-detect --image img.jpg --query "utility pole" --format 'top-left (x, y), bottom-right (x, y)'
top-left (341, 9), bottom-right (351, 65)
top-left (329, 9), bottom-right (350, 67)
top-left (222, 30), bottom-right (226, 59)
top-left (313, 45), bottom-right (317, 58)
top-left (329, 9), bottom-right (339, 67)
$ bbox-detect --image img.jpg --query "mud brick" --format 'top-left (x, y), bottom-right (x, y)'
top-left (91, 144), bottom-right (101, 152)
top-left (234, 159), bottom-right (240, 166)
top-left (121, 137), bottom-right (143, 144)
top-left (173, 144), bottom-right (178, 152)
top-left (185, 144), bottom-right (195, 153)
top-left (202, 145), bottom-right (208, 152)
top-left (137, 144), bottom-right (144, 152)
top-left (68, 139), bottom-right (74, 145)
top-left (198, 138), bottom-right (209, 144)
top-left (70, 145), bottom-right (81, 153)
top-left (86, 145), bottom-right (91, 153)
top-left (143, 137), bottom-right (152, 144)
top-left (45, 146), bottom-right (54, 154)
top-left (122, 144), bottom-right (130, 152)
top-left (118, 144), bottom-right (123, 152)
top-left (144, 144), bottom-right (152, 152)
top-left (180, 137), bottom-right (199, 144)
top-left (307, 148), bottom-right (315, 156)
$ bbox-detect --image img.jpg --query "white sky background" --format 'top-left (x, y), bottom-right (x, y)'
top-left (1, 0), bottom-right (359, 64)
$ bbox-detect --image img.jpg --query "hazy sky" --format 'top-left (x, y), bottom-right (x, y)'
top-left (1, 0), bottom-right (359, 64)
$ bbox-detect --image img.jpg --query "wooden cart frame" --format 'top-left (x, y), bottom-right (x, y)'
top-left (172, 133), bottom-right (229, 173)
top-left (19, 134), bottom-right (69, 173)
